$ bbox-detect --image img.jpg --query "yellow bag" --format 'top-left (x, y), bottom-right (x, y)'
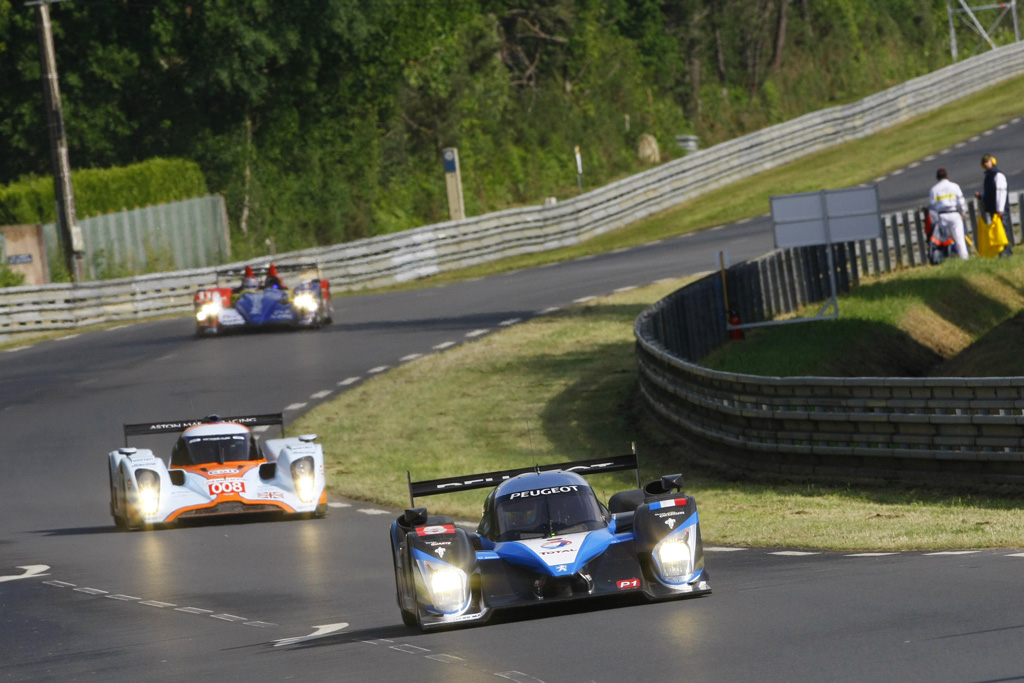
top-left (977, 212), bottom-right (1009, 258)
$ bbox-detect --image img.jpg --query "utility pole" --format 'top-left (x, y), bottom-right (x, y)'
top-left (28, 0), bottom-right (84, 281)
top-left (947, 0), bottom-right (1020, 61)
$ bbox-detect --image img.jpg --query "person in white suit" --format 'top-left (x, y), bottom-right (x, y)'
top-left (928, 168), bottom-right (969, 260)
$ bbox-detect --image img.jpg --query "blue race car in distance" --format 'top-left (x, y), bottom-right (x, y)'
top-left (390, 451), bottom-right (710, 630)
top-left (194, 262), bottom-right (332, 336)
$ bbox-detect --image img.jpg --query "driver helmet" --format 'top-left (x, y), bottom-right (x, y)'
top-left (503, 506), bottom-right (537, 529)
top-left (242, 277), bottom-right (259, 289)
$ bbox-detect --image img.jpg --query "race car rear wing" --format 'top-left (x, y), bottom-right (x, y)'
top-left (407, 452), bottom-right (641, 507)
top-left (123, 413), bottom-right (285, 445)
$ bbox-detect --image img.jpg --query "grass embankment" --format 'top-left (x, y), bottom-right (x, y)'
top-left (704, 255), bottom-right (1024, 378)
top-left (295, 270), bottom-right (1024, 552)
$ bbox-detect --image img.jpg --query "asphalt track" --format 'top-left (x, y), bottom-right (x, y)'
top-left (2, 119), bottom-right (1023, 683)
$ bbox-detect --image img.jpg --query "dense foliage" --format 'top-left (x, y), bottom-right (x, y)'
top-left (0, 158), bottom-right (207, 225)
top-left (0, 1), bottom-right (983, 258)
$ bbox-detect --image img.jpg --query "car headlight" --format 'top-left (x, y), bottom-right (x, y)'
top-left (654, 530), bottom-right (694, 582)
top-left (416, 560), bottom-right (469, 614)
top-left (196, 300), bottom-right (222, 322)
top-left (135, 469), bottom-right (161, 516)
top-left (293, 292), bottom-right (318, 313)
top-left (290, 457), bottom-right (316, 503)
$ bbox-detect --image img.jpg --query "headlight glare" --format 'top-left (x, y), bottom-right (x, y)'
top-left (418, 561), bottom-right (469, 614)
top-left (196, 300), bottom-right (222, 322)
top-left (655, 533), bottom-right (694, 581)
top-left (293, 292), bottom-right (318, 313)
top-left (290, 457), bottom-right (316, 503)
top-left (135, 469), bottom-right (161, 516)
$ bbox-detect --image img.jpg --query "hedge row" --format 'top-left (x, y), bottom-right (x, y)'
top-left (0, 158), bottom-right (208, 225)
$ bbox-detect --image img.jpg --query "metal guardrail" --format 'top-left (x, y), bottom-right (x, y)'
top-left (635, 198), bottom-right (1024, 483)
top-left (3, 44), bottom-right (1024, 342)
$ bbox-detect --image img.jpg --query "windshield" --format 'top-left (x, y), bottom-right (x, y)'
top-left (177, 434), bottom-right (252, 465)
top-left (495, 488), bottom-right (605, 542)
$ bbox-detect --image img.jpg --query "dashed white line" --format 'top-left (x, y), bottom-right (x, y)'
top-left (846, 553), bottom-right (898, 557)
top-left (106, 594), bottom-right (141, 601)
top-left (244, 621), bottom-right (277, 628)
top-left (705, 547), bottom-right (747, 552)
top-left (982, 129), bottom-right (993, 136)
top-left (539, 307), bottom-right (561, 315)
top-left (140, 600), bottom-right (176, 608)
top-left (4, 347), bottom-right (26, 353)
top-left (44, 580), bottom-right (75, 588)
top-left (924, 154), bottom-right (937, 161)
top-left (52, 334), bottom-right (80, 342)
top-left (873, 176), bottom-right (887, 183)
top-left (908, 161), bottom-right (920, 169)
top-left (176, 607), bottom-right (213, 615)
top-left (327, 502), bottom-right (352, 509)
top-left (368, 366), bottom-right (389, 374)
top-left (357, 508), bottom-right (391, 515)
top-left (940, 148), bottom-right (951, 154)
top-left (433, 341), bottom-right (456, 350)
top-left (573, 296), bottom-right (597, 304)
top-left (499, 318), bottom-right (522, 326)
top-left (465, 329), bottom-right (489, 338)
top-left (284, 402), bottom-right (308, 411)
top-left (74, 587), bottom-right (108, 595)
top-left (1005, 552), bottom-right (1024, 557)
top-left (211, 614), bottom-right (248, 622)
top-left (391, 644), bottom-right (430, 654)
top-left (769, 551), bottom-right (820, 556)
top-left (614, 286), bottom-right (638, 293)
top-left (998, 124), bottom-right (1008, 130)
top-left (401, 353), bottom-right (423, 362)
top-left (310, 390), bottom-right (332, 400)
top-left (891, 168), bottom-right (904, 176)
top-left (954, 142), bottom-right (967, 148)
top-left (427, 654), bottom-right (466, 664)
top-left (338, 377), bottom-right (361, 386)
top-left (924, 550), bottom-right (980, 556)
top-left (496, 672), bottom-right (545, 683)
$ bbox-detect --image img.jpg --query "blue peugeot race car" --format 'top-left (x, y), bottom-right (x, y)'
top-left (390, 452), bottom-right (710, 630)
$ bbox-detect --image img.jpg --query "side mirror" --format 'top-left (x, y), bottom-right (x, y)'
top-left (259, 462), bottom-right (277, 480)
top-left (403, 507), bottom-right (429, 527)
top-left (643, 473), bottom-right (684, 496)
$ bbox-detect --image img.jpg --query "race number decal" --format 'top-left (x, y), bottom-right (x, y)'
top-left (209, 480), bottom-right (246, 496)
top-left (415, 525), bottom-right (455, 536)
top-left (617, 578), bottom-right (641, 590)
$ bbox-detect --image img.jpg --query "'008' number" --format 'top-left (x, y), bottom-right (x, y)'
top-left (209, 480), bottom-right (245, 495)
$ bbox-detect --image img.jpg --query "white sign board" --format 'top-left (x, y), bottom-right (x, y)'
top-left (771, 185), bottom-right (881, 249)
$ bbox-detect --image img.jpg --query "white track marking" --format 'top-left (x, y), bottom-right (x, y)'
top-left (357, 508), bottom-right (390, 515)
top-left (140, 600), bottom-right (176, 608)
top-left (401, 354), bottom-right (423, 362)
top-left (427, 654), bottom-right (466, 663)
top-left (284, 402), bottom-right (307, 411)
top-left (573, 296), bottom-right (597, 304)
top-left (846, 553), bottom-right (898, 557)
top-left (106, 594), bottom-right (141, 601)
top-left (0, 565), bottom-right (50, 582)
top-left (338, 377), bottom-right (361, 386)
top-left (391, 644), bottom-right (430, 654)
top-left (769, 551), bottom-right (820, 556)
top-left (466, 329), bottom-right (489, 337)
top-left (43, 580), bottom-right (75, 588)
top-left (433, 341), bottom-right (456, 350)
top-left (310, 390), bottom-right (332, 400)
top-left (273, 623), bottom-right (349, 647)
top-left (1005, 552), bottom-right (1024, 557)
top-left (614, 286), bottom-right (638, 293)
top-left (704, 547), bottom-right (746, 552)
top-left (244, 621), bottom-right (277, 628)
top-left (175, 607), bottom-right (213, 615)
top-left (924, 550), bottom-right (980, 556)
top-left (327, 502), bottom-right (351, 508)
top-left (539, 306), bottom-right (561, 315)
top-left (368, 366), bottom-right (389, 374)
top-left (496, 672), bottom-right (546, 683)
top-left (499, 318), bottom-right (521, 326)
top-left (211, 614), bottom-right (248, 622)
top-left (74, 587), bottom-right (108, 595)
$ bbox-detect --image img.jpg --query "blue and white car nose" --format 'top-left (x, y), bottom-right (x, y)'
top-left (495, 529), bottom-right (622, 575)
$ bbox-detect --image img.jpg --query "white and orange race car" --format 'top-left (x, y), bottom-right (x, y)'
top-left (107, 414), bottom-right (327, 530)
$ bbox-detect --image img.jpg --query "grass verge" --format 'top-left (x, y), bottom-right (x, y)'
top-left (294, 278), bottom-right (1024, 551)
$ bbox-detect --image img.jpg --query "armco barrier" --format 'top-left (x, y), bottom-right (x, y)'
top-left (634, 199), bottom-right (1024, 483)
top-left (3, 44), bottom-right (1024, 341)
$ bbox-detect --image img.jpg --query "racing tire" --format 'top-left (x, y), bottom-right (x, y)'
top-left (400, 607), bottom-right (419, 629)
top-left (314, 502), bottom-right (328, 518)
